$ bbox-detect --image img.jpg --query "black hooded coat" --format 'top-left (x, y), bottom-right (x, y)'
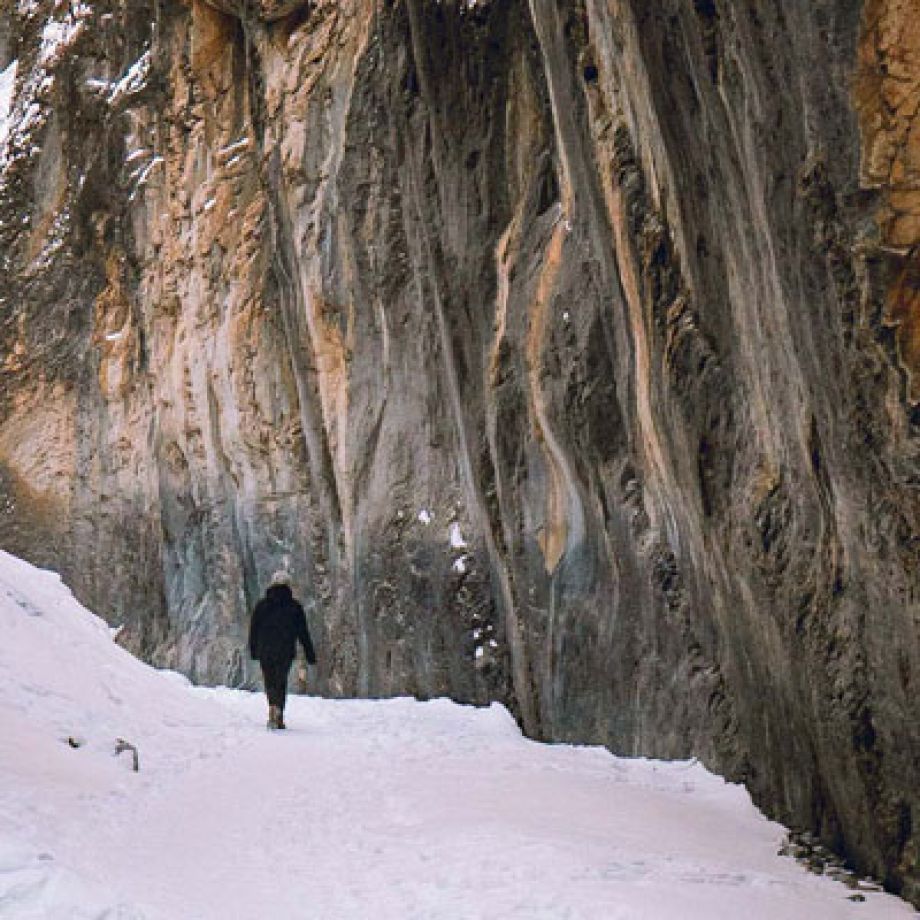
top-left (248, 584), bottom-right (317, 665)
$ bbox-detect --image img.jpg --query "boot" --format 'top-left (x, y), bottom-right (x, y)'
top-left (276, 708), bottom-right (286, 730)
top-left (267, 704), bottom-right (279, 729)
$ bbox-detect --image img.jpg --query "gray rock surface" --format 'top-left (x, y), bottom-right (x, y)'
top-left (1, 0), bottom-right (919, 901)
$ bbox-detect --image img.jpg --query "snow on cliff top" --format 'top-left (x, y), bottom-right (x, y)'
top-left (0, 550), bottom-right (912, 919)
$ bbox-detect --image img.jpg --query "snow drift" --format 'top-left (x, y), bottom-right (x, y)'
top-left (0, 550), bottom-right (911, 919)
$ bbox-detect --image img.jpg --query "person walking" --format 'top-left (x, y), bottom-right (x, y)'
top-left (248, 571), bottom-right (317, 730)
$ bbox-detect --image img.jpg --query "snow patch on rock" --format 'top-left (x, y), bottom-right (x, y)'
top-left (448, 521), bottom-right (467, 549)
top-left (0, 61), bottom-right (17, 153)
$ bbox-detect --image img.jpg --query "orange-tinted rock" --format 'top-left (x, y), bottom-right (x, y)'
top-left (1, 0), bottom-right (920, 905)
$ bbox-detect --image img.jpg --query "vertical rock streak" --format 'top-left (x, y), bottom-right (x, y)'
top-left (1, 0), bottom-right (920, 901)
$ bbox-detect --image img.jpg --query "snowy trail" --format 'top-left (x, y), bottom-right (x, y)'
top-left (0, 552), bottom-right (914, 919)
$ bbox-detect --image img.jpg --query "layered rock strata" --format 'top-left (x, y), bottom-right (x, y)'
top-left (1, 0), bottom-right (919, 900)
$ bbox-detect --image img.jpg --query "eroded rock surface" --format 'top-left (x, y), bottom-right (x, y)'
top-left (1, 0), bottom-right (919, 901)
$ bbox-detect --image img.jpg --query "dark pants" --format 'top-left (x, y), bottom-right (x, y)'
top-left (260, 657), bottom-right (293, 711)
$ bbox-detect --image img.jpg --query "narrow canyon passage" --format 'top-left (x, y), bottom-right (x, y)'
top-left (0, 0), bottom-right (918, 901)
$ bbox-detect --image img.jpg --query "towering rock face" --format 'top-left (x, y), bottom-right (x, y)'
top-left (1, 0), bottom-right (919, 899)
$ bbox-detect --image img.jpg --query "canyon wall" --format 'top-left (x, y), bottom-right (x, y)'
top-left (1, 0), bottom-right (919, 899)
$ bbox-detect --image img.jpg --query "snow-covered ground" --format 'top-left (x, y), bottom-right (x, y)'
top-left (0, 551), bottom-right (913, 920)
